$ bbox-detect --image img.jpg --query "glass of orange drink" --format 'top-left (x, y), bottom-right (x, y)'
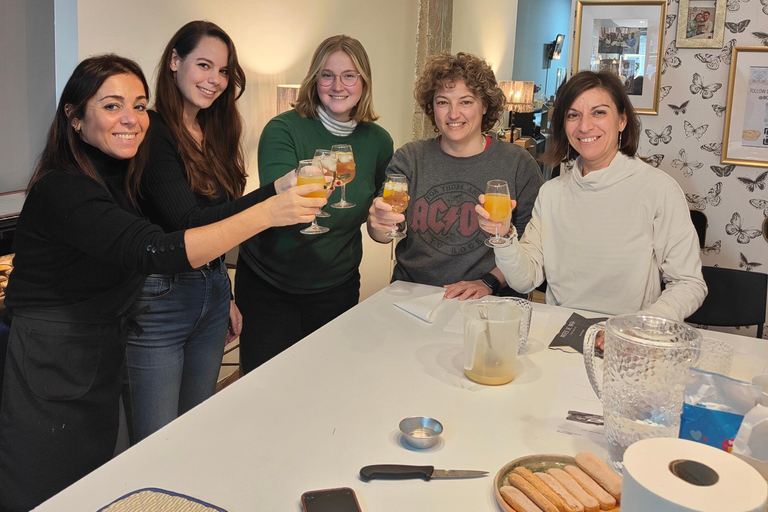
top-left (313, 149), bottom-right (336, 218)
top-left (298, 159), bottom-right (329, 235)
top-left (484, 179), bottom-right (512, 248)
top-left (331, 144), bottom-right (355, 209)
top-left (382, 174), bottom-right (408, 239)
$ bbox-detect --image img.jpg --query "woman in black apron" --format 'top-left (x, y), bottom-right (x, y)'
top-left (0, 54), bottom-right (326, 512)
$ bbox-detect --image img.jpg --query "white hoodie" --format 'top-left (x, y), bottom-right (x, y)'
top-left (495, 152), bottom-right (707, 321)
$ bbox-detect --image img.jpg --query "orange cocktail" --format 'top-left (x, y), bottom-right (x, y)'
top-left (383, 181), bottom-right (408, 214)
top-left (298, 174), bottom-right (327, 198)
top-left (336, 153), bottom-right (356, 184)
top-left (484, 193), bottom-right (511, 222)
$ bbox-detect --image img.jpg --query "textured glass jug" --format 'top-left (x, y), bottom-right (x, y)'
top-left (583, 314), bottom-right (701, 472)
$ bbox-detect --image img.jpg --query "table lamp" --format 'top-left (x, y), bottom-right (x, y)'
top-left (499, 81), bottom-right (536, 136)
top-left (276, 84), bottom-right (300, 114)
top-left (499, 81), bottom-right (535, 113)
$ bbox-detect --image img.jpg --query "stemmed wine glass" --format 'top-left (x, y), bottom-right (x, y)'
top-left (313, 149), bottom-right (337, 218)
top-left (382, 174), bottom-right (408, 239)
top-left (298, 159), bottom-right (329, 235)
top-left (331, 144), bottom-right (355, 208)
top-left (483, 179), bottom-right (512, 248)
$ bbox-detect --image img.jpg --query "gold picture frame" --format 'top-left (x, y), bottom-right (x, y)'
top-left (722, 47), bottom-right (768, 168)
top-left (573, 0), bottom-right (667, 115)
top-left (675, 0), bottom-right (727, 48)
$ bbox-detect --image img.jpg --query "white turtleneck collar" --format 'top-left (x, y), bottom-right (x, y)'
top-left (316, 106), bottom-right (358, 136)
top-left (572, 152), bottom-right (641, 191)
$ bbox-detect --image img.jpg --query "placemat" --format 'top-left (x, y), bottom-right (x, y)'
top-left (98, 488), bottom-right (227, 512)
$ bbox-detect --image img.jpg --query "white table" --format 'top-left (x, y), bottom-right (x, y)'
top-left (35, 282), bottom-right (768, 511)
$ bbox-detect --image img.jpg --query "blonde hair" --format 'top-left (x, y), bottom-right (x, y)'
top-left (294, 35), bottom-right (379, 122)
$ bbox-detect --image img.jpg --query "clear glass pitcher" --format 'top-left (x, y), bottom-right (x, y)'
top-left (461, 298), bottom-right (524, 385)
top-left (583, 314), bottom-right (701, 472)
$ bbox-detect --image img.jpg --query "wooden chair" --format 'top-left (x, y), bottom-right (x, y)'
top-left (216, 249), bottom-right (242, 393)
top-left (689, 209), bottom-right (707, 248)
top-left (685, 266), bottom-right (768, 338)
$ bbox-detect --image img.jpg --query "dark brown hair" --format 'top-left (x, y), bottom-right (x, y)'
top-left (27, 54), bottom-right (150, 194)
top-left (414, 52), bottom-right (506, 133)
top-left (294, 34), bottom-right (379, 122)
top-left (542, 70), bottom-right (640, 166)
top-left (135, 20), bottom-right (247, 201)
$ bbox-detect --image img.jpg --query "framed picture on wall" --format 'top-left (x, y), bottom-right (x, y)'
top-left (573, 0), bottom-right (667, 115)
top-left (675, 0), bottom-right (726, 49)
top-left (722, 47), bottom-right (768, 168)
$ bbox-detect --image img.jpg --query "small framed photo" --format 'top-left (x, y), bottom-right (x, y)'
top-left (676, 0), bottom-right (726, 49)
top-left (573, 0), bottom-right (667, 115)
top-left (722, 46), bottom-right (768, 168)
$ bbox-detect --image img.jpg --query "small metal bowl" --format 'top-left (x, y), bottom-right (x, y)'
top-left (399, 416), bottom-right (443, 449)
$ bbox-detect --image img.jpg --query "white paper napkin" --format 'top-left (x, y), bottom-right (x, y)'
top-left (393, 291), bottom-right (446, 323)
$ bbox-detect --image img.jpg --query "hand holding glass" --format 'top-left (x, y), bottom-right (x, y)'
top-left (484, 180), bottom-right (512, 248)
top-left (382, 174), bottom-right (408, 239)
top-left (331, 144), bottom-right (355, 208)
top-left (313, 149), bottom-right (337, 218)
top-left (298, 160), bottom-right (329, 235)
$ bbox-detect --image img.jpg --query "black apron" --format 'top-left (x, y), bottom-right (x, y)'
top-left (0, 278), bottom-right (146, 512)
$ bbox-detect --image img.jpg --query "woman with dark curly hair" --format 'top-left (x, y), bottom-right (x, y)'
top-left (367, 52), bottom-right (542, 299)
top-left (478, 71), bottom-right (705, 321)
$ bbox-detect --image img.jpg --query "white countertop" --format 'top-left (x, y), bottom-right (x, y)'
top-left (35, 281), bottom-right (768, 511)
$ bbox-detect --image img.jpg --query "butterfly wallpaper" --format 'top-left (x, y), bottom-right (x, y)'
top-left (635, 0), bottom-right (768, 337)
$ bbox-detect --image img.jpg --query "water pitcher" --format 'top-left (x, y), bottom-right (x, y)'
top-left (583, 314), bottom-right (701, 472)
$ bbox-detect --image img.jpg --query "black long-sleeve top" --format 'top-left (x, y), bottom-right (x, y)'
top-left (6, 143), bottom-right (193, 317)
top-left (138, 110), bottom-right (275, 231)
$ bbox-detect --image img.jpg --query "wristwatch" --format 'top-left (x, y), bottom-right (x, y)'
top-left (480, 272), bottom-right (501, 295)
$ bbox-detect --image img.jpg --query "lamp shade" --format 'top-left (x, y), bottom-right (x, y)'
top-left (276, 84), bottom-right (300, 114)
top-left (498, 80), bottom-right (535, 113)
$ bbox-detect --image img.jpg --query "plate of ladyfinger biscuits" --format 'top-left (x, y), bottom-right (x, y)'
top-left (494, 452), bottom-right (622, 512)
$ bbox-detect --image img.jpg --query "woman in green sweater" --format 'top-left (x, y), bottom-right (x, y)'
top-left (236, 35), bottom-right (393, 373)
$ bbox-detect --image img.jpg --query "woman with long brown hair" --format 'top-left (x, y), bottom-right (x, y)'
top-left (0, 54), bottom-right (322, 512)
top-left (123, 21), bottom-right (301, 444)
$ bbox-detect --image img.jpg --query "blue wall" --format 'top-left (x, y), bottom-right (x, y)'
top-left (511, 0), bottom-right (572, 99)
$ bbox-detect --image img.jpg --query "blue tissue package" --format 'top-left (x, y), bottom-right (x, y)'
top-left (679, 402), bottom-right (744, 452)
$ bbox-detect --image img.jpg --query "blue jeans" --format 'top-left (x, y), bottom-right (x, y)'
top-left (124, 263), bottom-right (230, 443)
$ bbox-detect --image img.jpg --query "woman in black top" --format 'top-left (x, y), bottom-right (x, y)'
top-left (0, 54), bottom-right (325, 512)
top-left (123, 21), bottom-right (297, 444)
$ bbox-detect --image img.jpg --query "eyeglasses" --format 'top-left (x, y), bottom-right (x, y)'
top-left (317, 71), bottom-right (361, 87)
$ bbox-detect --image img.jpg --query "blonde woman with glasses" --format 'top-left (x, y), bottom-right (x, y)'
top-left (236, 35), bottom-right (394, 373)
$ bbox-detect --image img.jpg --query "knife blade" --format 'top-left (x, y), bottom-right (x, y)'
top-left (359, 464), bottom-right (488, 481)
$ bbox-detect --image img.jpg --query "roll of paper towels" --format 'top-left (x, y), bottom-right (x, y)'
top-left (622, 437), bottom-right (767, 512)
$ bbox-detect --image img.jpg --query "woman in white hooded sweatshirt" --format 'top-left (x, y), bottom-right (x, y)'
top-left (476, 71), bottom-right (706, 322)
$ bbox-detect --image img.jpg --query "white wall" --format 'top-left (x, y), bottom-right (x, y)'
top-left (452, 0), bottom-right (518, 79)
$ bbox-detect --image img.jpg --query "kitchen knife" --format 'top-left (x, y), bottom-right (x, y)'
top-left (360, 464), bottom-right (488, 481)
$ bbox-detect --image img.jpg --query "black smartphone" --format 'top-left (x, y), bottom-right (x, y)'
top-left (301, 487), bottom-right (362, 512)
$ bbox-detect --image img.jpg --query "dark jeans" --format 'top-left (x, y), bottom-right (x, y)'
top-left (235, 257), bottom-right (360, 374)
top-left (123, 264), bottom-right (230, 445)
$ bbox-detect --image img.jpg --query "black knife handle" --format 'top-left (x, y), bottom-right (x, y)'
top-left (360, 464), bottom-right (434, 481)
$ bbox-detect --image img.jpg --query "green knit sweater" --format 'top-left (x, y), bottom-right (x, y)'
top-left (239, 109), bottom-right (394, 293)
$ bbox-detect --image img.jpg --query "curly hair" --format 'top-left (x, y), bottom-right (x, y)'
top-left (414, 52), bottom-right (506, 133)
